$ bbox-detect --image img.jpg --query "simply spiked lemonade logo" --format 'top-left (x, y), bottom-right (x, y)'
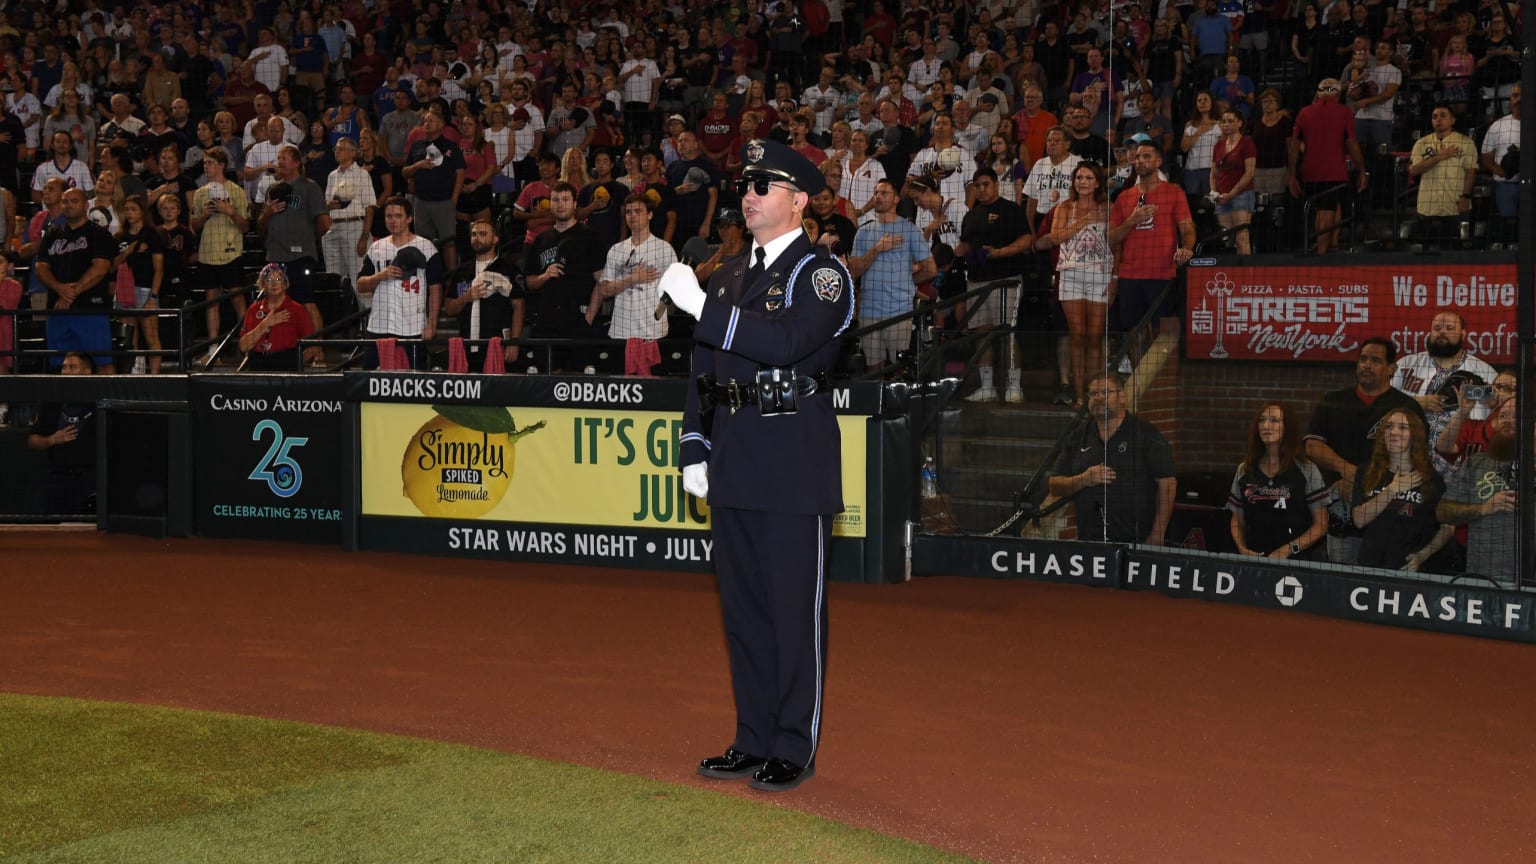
top-left (401, 405), bottom-right (545, 518)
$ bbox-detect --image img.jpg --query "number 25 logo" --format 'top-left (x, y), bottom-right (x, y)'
top-left (250, 419), bottom-right (308, 498)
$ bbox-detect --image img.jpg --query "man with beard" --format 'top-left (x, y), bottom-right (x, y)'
top-left (1437, 398), bottom-right (1520, 584)
top-left (1049, 371), bottom-right (1176, 543)
top-left (523, 182), bottom-right (604, 369)
top-left (1304, 337), bottom-right (1426, 563)
top-left (443, 219), bottom-right (522, 368)
top-left (1390, 311), bottom-right (1495, 478)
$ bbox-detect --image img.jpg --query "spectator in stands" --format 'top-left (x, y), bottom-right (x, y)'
top-left (805, 180), bottom-right (857, 258)
top-left (523, 182), bottom-right (605, 363)
top-left (245, 115), bottom-right (288, 203)
top-left (1049, 371), bottom-right (1176, 544)
top-left (247, 27), bottom-right (290, 93)
top-left (593, 193), bottom-right (676, 377)
top-left (633, 150), bottom-right (679, 247)
top-left (32, 130), bottom-right (95, 205)
top-left (577, 152), bottom-right (630, 252)
top-left (1210, 109), bottom-right (1256, 255)
top-left (984, 133), bottom-right (1027, 206)
top-left (1121, 91), bottom-right (1174, 155)
top-left (238, 262), bottom-right (315, 371)
top-left (1209, 54), bottom-right (1255, 119)
top-left (258, 144), bottom-right (329, 338)
top-left (112, 195), bottom-right (163, 374)
top-left (1408, 105), bottom-right (1477, 249)
top-left (872, 98), bottom-right (916, 187)
top-left (27, 351), bottom-right (98, 515)
top-left (42, 91), bottom-right (97, 173)
top-left (1145, 17), bottom-right (1184, 119)
top-left (618, 41), bottom-right (661, 147)
top-left (666, 132), bottom-right (721, 244)
top-left (693, 207), bottom-right (750, 283)
top-left (848, 178), bottom-right (934, 374)
top-left (1064, 102), bottom-right (1110, 162)
top-left (956, 166), bottom-right (1034, 404)
top-left (1108, 141), bottom-right (1194, 367)
top-left (1250, 89), bottom-right (1292, 198)
top-left (37, 188), bottom-right (116, 374)
top-left (1304, 337), bottom-right (1426, 563)
top-left (322, 137), bottom-right (377, 291)
top-left (144, 144), bottom-right (196, 222)
top-left (1345, 42), bottom-right (1400, 154)
top-left (1227, 401), bottom-right (1329, 561)
top-left (402, 106), bottom-right (466, 273)
top-left (842, 129), bottom-right (887, 223)
top-left (1349, 409), bottom-right (1453, 573)
top-left (1190, 0), bottom-right (1236, 84)
top-left (242, 92), bottom-right (302, 152)
top-left (6, 69), bottom-right (42, 160)
top-left (1069, 47), bottom-right (1119, 129)
top-left (1480, 82), bottom-right (1520, 237)
top-left (155, 193), bottom-right (195, 321)
top-left (190, 147), bottom-right (249, 359)
top-left (19, 178), bottom-right (67, 313)
top-left (1390, 310), bottom-right (1496, 478)
top-left (457, 113), bottom-right (497, 229)
top-left (1287, 77), bottom-right (1366, 254)
top-left (442, 219), bottom-right (522, 368)
top-left (1035, 162), bottom-right (1112, 409)
top-left (1022, 128), bottom-right (1081, 234)
top-left (98, 93), bottom-right (146, 149)
top-left (1436, 368), bottom-right (1516, 468)
top-left (1438, 33), bottom-right (1475, 116)
top-left (1473, 10), bottom-right (1520, 116)
top-left (911, 113), bottom-right (973, 203)
top-left (1179, 92), bottom-right (1220, 197)
top-left (1438, 397), bottom-right (1520, 584)
top-left (356, 197), bottom-right (444, 370)
top-left (0, 96), bottom-right (25, 190)
top-left (512, 152), bottom-right (558, 245)
top-left (379, 86), bottom-right (420, 167)
top-left (909, 173), bottom-right (966, 324)
top-left (1011, 85), bottom-right (1056, 171)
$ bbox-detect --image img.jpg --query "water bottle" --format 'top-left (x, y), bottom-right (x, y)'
top-left (921, 457), bottom-right (937, 499)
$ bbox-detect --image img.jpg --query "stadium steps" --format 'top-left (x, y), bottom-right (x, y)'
top-left (930, 369), bottom-right (1081, 534)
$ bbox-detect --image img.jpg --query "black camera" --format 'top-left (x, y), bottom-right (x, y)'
top-left (1464, 384), bottom-right (1491, 402)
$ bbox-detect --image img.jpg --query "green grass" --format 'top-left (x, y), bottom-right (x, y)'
top-left (0, 694), bottom-right (978, 863)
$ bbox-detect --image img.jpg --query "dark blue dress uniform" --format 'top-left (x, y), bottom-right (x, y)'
top-left (681, 139), bottom-right (854, 792)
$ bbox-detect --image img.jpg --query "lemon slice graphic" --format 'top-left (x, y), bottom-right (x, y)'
top-left (401, 405), bottom-right (545, 518)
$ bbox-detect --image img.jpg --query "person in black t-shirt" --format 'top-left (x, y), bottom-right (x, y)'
top-left (1304, 337), bottom-right (1426, 563)
top-left (27, 351), bottom-right (98, 514)
top-left (577, 151), bottom-right (630, 250)
top-left (522, 182), bottom-right (604, 368)
top-left (37, 188), bottom-right (118, 372)
top-left (1228, 401), bottom-right (1330, 560)
top-left (1349, 408), bottom-right (1453, 572)
top-left (444, 219), bottom-right (524, 367)
top-left (1050, 371), bottom-right (1177, 544)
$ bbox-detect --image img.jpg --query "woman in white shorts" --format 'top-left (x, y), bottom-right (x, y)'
top-left (1035, 162), bottom-right (1112, 409)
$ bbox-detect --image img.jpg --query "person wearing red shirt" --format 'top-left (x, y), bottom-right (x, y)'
top-left (698, 92), bottom-right (737, 169)
top-left (239, 262), bottom-right (316, 371)
top-left (1108, 141), bottom-right (1194, 365)
top-left (1286, 77), bottom-right (1367, 253)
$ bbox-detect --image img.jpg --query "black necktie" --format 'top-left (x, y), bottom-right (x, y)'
top-left (746, 247), bottom-right (766, 291)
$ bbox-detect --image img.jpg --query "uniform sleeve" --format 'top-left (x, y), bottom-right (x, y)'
top-left (692, 254), bottom-right (854, 367)
top-left (680, 340), bottom-right (715, 468)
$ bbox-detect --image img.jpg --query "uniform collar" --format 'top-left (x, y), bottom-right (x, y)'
top-left (749, 227), bottom-right (804, 272)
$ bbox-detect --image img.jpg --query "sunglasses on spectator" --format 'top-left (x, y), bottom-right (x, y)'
top-left (1317, 84), bottom-right (1340, 93)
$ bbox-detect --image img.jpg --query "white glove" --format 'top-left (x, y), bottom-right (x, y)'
top-left (658, 261), bottom-right (705, 319)
top-left (682, 463), bottom-right (709, 500)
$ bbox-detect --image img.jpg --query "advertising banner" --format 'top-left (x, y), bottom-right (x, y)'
top-left (358, 401), bottom-right (868, 538)
top-left (1185, 261), bottom-right (1518, 363)
top-left (191, 376), bottom-right (347, 544)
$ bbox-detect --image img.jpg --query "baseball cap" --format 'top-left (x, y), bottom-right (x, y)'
top-left (512, 106), bottom-right (531, 122)
top-left (716, 207), bottom-right (745, 226)
top-left (667, 113), bottom-right (686, 125)
top-left (1128, 132), bottom-right (1153, 144)
top-left (979, 92), bottom-right (999, 105)
top-left (392, 246), bottom-right (428, 271)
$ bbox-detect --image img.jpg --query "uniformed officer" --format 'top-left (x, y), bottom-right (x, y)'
top-left (658, 138), bottom-right (854, 793)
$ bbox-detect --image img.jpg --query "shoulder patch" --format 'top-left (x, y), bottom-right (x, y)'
top-left (811, 267), bottom-right (844, 303)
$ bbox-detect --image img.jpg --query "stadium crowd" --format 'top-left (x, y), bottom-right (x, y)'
top-left (0, 0), bottom-right (1522, 581)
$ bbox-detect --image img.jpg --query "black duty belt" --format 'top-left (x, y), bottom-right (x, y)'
top-left (699, 370), bottom-right (832, 415)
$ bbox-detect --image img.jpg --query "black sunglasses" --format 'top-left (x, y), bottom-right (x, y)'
top-left (736, 177), bottom-right (795, 197)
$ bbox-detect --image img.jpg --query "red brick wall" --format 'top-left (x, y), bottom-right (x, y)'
top-left (1166, 360), bottom-right (1355, 473)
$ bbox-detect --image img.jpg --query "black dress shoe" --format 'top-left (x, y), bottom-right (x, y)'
top-left (748, 758), bottom-right (815, 792)
top-left (697, 748), bottom-right (766, 780)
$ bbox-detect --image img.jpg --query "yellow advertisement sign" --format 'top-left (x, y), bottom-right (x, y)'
top-left (360, 403), bottom-right (867, 537)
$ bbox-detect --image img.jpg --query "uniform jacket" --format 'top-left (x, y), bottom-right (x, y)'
top-left (679, 231), bottom-right (854, 515)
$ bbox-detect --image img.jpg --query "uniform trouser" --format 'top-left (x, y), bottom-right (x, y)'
top-left (322, 219), bottom-right (367, 308)
top-left (711, 506), bottom-right (831, 770)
